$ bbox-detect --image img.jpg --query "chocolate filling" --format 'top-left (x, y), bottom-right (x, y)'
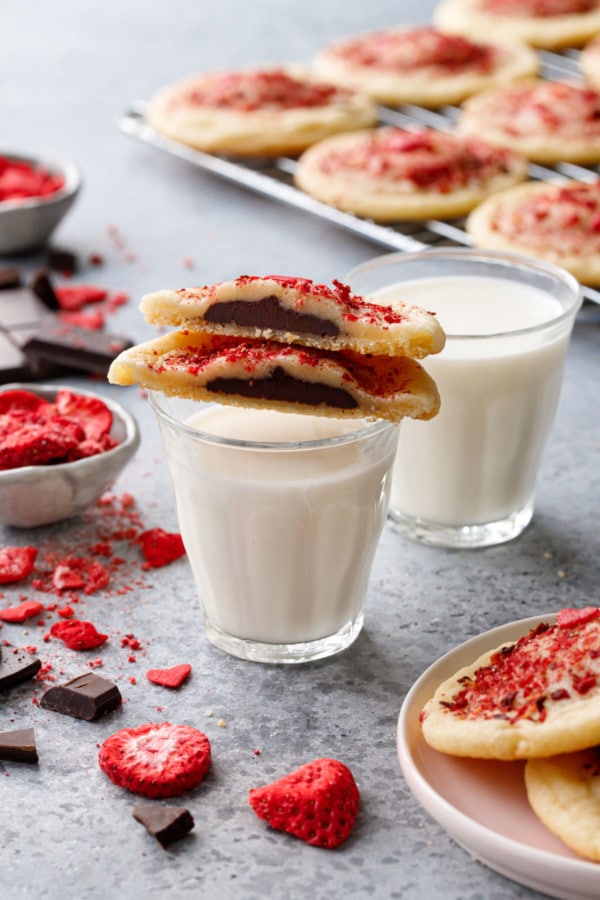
top-left (204, 296), bottom-right (340, 338)
top-left (207, 366), bottom-right (358, 409)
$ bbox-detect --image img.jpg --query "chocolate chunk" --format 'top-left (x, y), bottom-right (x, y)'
top-left (46, 246), bottom-right (79, 275)
top-left (207, 366), bottom-right (358, 409)
top-left (30, 270), bottom-right (60, 311)
top-left (40, 673), bottom-right (122, 720)
top-left (0, 653), bottom-right (42, 692)
top-left (0, 727), bottom-right (38, 764)
top-left (133, 806), bottom-right (194, 848)
top-left (0, 268), bottom-right (22, 291)
top-left (21, 321), bottom-right (132, 376)
top-left (205, 295), bottom-right (340, 338)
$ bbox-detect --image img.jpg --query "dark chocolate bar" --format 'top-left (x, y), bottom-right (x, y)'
top-left (0, 285), bottom-right (132, 382)
top-left (21, 319), bottom-right (132, 376)
top-left (40, 673), bottom-right (122, 720)
top-left (0, 727), bottom-right (38, 764)
top-left (133, 806), bottom-right (195, 848)
top-left (0, 653), bottom-right (42, 692)
top-left (30, 270), bottom-right (60, 311)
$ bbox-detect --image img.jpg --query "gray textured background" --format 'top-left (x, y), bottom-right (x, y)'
top-left (1, 1), bottom-right (599, 897)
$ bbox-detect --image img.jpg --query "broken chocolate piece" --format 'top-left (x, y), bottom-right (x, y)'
top-left (21, 321), bottom-right (132, 376)
top-left (30, 270), bottom-right (60, 311)
top-left (40, 673), bottom-right (122, 720)
top-left (0, 653), bottom-right (42, 692)
top-left (0, 268), bottom-right (22, 291)
top-left (46, 246), bottom-right (78, 275)
top-left (133, 806), bottom-right (195, 848)
top-left (0, 727), bottom-right (38, 763)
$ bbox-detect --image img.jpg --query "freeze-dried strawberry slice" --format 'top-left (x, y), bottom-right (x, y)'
top-left (98, 722), bottom-right (211, 799)
top-left (146, 664), bottom-right (192, 689)
top-left (0, 599), bottom-right (44, 623)
top-left (55, 284), bottom-right (107, 311)
top-left (138, 529), bottom-right (186, 568)
top-left (556, 607), bottom-right (600, 628)
top-left (50, 619), bottom-right (108, 650)
top-left (52, 563), bottom-right (85, 592)
top-left (248, 758), bottom-right (360, 848)
top-left (54, 390), bottom-right (113, 442)
top-left (0, 390), bottom-right (48, 415)
top-left (0, 546), bottom-right (38, 584)
top-left (0, 422), bottom-right (79, 470)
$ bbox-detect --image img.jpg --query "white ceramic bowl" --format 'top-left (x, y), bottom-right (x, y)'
top-left (0, 383), bottom-right (140, 528)
top-left (0, 152), bottom-right (81, 254)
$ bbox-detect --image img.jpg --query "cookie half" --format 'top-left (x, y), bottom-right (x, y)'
top-left (139, 275), bottom-right (446, 359)
top-left (421, 607), bottom-right (600, 760)
top-left (294, 127), bottom-right (526, 222)
top-left (313, 25), bottom-right (538, 108)
top-left (525, 749), bottom-right (600, 861)
top-left (107, 332), bottom-right (440, 423)
top-left (146, 67), bottom-right (377, 157)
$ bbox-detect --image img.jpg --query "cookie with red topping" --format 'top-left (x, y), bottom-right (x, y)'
top-left (146, 67), bottom-right (377, 157)
top-left (457, 79), bottom-right (600, 164)
top-left (108, 331), bottom-right (440, 424)
top-left (433, 0), bottom-right (600, 50)
top-left (580, 33), bottom-right (600, 88)
top-left (467, 179), bottom-right (600, 285)
top-left (525, 748), bottom-right (600, 861)
top-left (313, 26), bottom-right (538, 108)
top-left (420, 607), bottom-right (600, 760)
top-left (294, 127), bottom-right (526, 222)
top-left (138, 275), bottom-right (445, 359)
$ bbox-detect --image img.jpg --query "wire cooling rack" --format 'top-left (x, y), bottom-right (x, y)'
top-left (118, 48), bottom-right (600, 306)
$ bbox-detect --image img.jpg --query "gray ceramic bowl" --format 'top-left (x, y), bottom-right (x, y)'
top-left (0, 383), bottom-right (140, 528)
top-left (0, 152), bottom-right (81, 254)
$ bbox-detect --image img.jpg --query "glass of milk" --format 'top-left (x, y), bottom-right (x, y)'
top-left (347, 248), bottom-right (582, 549)
top-left (149, 395), bottom-right (399, 663)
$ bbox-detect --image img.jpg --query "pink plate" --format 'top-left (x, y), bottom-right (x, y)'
top-left (397, 614), bottom-right (600, 900)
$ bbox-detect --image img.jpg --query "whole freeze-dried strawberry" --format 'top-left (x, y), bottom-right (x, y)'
top-left (99, 722), bottom-right (211, 799)
top-left (54, 389), bottom-right (113, 441)
top-left (146, 664), bottom-right (192, 689)
top-left (0, 546), bottom-right (38, 584)
top-left (0, 599), bottom-right (44, 623)
top-left (50, 619), bottom-right (108, 651)
top-left (248, 758), bottom-right (360, 849)
top-left (138, 528), bottom-right (186, 569)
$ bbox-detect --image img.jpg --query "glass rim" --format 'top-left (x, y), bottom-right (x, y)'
top-left (345, 247), bottom-right (583, 342)
top-left (148, 392), bottom-right (395, 451)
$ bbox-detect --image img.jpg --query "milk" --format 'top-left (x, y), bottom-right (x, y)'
top-left (373, 275), bottom-right (571, 527)
top-left (154, 402), bottom-right (397, 657)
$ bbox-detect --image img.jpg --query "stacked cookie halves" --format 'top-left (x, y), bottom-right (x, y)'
top-left (108, 275), bottom-right (445, 423)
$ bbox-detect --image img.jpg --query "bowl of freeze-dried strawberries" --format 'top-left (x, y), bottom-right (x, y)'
top-left (0, 384), bottom-right (139, 527)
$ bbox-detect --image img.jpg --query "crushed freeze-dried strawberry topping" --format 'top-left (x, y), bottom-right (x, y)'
top-left (328, 27), bottom-right (497, 74)
top-left (466, 81), bottom-right (600, 141)
top-left (0, 156), bottom-right (65, 203)
top-left (490, 181), bottom-right (600, 256)
top-left (440, 610), bottom-right (600, 724)
top-left (172, 69), bottom-right (353, 112)
top-left (480, 0), bottom-right (598, 16)
top-left (317, 128), bottom-right (518, 192)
